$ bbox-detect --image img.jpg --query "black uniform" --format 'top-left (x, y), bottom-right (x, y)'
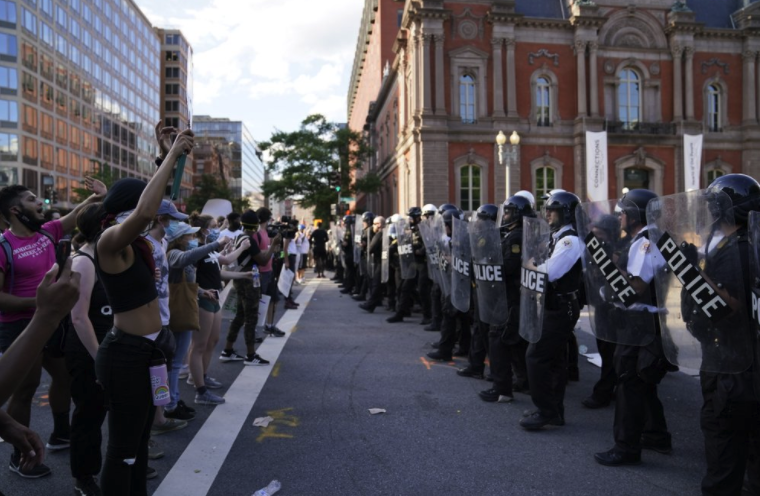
top-left (387, 237), bottom-right (399, 311)
top-left (611, 229), bottom-right (671, 457)
top-left (341, 228), bottom-right (356, 293)
top-left (413, 226), bottom-right (432, 320)
top-left (526, 227), bottom-right (582, 421)
top-left (693, 229), bottom-right (760, 495)
top-left (364, 228), bottom-right (384, 309)
top-left (488, 226), bottom-right (529, 394)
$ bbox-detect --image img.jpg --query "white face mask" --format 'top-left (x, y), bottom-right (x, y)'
top-left (115, 209), bottom-right (151, 236)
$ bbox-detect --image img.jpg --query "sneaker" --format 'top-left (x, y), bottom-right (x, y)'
top-left (244, 353), bottom-right (270, 366)
top-left (46, 433), bottom-right (70, 451)
top-left (147, 439), bottom-right (164, 460)
top-left (150, 418), bottom-right (187, 436)
top-left (177, 400), bottom-right (196, 414)
top-left (204, 375), bottom-right (223, 389)
top-left (146, 466), bottom-right (158, 480)
top-left (195, 390), bottom-right (226, 405)
top-left (9, 452), bottom-right (51, 478)
top-left (164, 404), bottom-right (195, 421)
top-left (177, 364), bottom-right (190, 380)
top-left (265, 326), bottom-right (286, 337)
top-left (74, 476), bottom-right (102, 495)
top-left (479, 388), bottom-right (514, 403)
top-left (219, 350), bottom-right (245, 362)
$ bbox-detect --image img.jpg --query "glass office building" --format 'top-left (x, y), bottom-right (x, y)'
top-left (0, 0), bottom-right (180, 206)
top-left (193, 115), bottom-right (265, 209)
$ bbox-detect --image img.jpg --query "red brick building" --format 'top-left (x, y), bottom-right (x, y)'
top-left (348, 0), bottom-right (760, 214)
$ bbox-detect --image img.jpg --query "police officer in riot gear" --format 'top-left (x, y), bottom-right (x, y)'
top-left (353, 211), bottom-right (375, 301)
top-left (359, 216), bottom-right (385, 313)
top-left (694, 174), bottom-right (760, 494)
top-left (422, 205), bottom-right (442, 331)
top-left (428, 208), bottom-right (470, 361)
top-left (582, 214), bottom-right (622, 409)
top-left (521, 191), bottom-right (583, 430)
top-left (594, 188), bottom-right (673, 466)
top-left (387, 207), bottom-right (425, 323)
top-left (478, 196), bottom-right (533, 401)
top-left (340, 214), bottom-right (356, 295)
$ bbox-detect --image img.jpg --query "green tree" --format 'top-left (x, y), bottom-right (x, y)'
top-left (185, 174), bottom-right (250, 214)
top-left (259, 114), bottom-right (379, 220)
top-left (72, 160), bottom-right (119, 203)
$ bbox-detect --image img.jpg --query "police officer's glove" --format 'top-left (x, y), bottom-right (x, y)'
top-left (681, 242), bottom-right (699, 267)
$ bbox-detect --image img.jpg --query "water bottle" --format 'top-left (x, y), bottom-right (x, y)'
top-left (252, 480), bottom-right (281, 496)
top-left (149, 359), bottom-right (170, 406)
top-left (252, 265), bottom-right (260, 288)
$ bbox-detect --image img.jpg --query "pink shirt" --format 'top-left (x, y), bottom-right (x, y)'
top-left (257, 228), bottom-right (273, 273)
top-left (0, 220), bottom-right (64, 322)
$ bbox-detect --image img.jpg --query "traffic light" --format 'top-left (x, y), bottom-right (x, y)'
top-left (335, 186), bottom-right (341, 192)
top-left (330, 204), bottom-right (337, 216)
top-left (52, 190), bottom-right (58, 204)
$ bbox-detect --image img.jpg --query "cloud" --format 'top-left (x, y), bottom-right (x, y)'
top-left (134, 0), bottom-right (363, 139)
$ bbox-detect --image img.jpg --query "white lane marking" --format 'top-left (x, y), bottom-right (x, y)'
top-left (154, 280), bottom-right (320, 496)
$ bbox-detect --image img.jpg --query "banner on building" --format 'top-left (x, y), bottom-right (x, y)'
top-left (585, 131), bottom-right (608, 202)
top-left (684, 134), bottom-right (703, 192)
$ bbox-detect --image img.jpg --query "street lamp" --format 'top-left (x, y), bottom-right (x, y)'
top-left (496, 130), bottom-right (520, 198)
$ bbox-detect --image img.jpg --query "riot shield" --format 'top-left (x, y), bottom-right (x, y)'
top-left (418, 217), bottom-right (441, 287)
top-left (451, 217), bottom-right (471, 312)
top-left (575, 200), bottom-right (657, 346)
top-left (367, 227), bottom-right (374, 276)
top-left (397, 219), bottom-right (417, 280)
top-left (646, 190), bottom-right (753, 373)
top-left (354, 216), bottom-right (364, 276)
top-left (518, 216), bottom-right (551, 343)
top-left (436, 215), bottom-right (452, 297)
top-left (381, 226), bottom-right (390, 283)
top-left (469, 218), bottom-right (508, 326)
top-left (750, 211), bottom-right (760, 338)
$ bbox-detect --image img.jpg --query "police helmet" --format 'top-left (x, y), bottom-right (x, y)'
top-left (616, 189), bottom-right (657, 226)
top-left (362, 211), bottom-right (375, 223)
top-left (438, 203), bottom-right (459, 215)
top-left (343, 214), bottom-right (355, 225)
top-left (475, 204), bottom-right (499, 222)
top-left (422, 204), bottom-right (437, 217)
top-left (389, 213), bottom-right (400, 224)
top-left (705, 173), bottom-right (760, 225)
top-left (543, 191), bottom-right (580, 227)
top-left (442, 209), bottom-right (463, 227)
top-left (514, 190), bottom-right (536, 209)
top-left (407, 206), bottom-right (422, 218)
top-left (541, 188), bottom-right (566, 201)
top-left (502, 195), bottom-right (536, 228)
top-left (388, 224), bottom-right (398, 239)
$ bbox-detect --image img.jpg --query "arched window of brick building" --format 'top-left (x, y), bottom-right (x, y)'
top-left (534, 166), bottom-right (555, 207)
top-left (706, 168), bottom-right (724, 183)
top-left (460, 74), bottom-right (476, 124)
top-left (536, 77), bottom-right (551, 127)
top-left (459, 164), bottom-right (481, 211)
top-left (705, 82), bottom-right (725, 133)
top-left (618, 68), bottom-right (641, 130)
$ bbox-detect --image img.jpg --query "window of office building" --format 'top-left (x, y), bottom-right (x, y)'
top-left (22, 135), bottom-right (37, 165)
top-left (41, 142), bottom-right (53, 169)
top-left (0, 66), bottom-right (17, 93)
top-left (0, 99), bottom-right (18, 123)
top-left (0, 33), bottom-right (16, 59)
top-left (22, 8), bottom-right (36, 36)
top-left (0, 131), bottom-right (18, 160)
top-left (22, 103), bottom-right (36, 132)
top-left (40, 111), bottom-right (52, 138)
top-left (0, 0), bottom-right (17, 25)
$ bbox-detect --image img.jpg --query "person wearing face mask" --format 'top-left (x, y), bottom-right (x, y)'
top-left (142, 200), bottom-right (192, 464)
top-left (0, 178), bottom-right (105, 479)
top-left (165, 220), bottom-right (230, 409)
top-left (220, 212), bottom-right (243, 241)
top-left (185, 213), bottom-right (250, 404)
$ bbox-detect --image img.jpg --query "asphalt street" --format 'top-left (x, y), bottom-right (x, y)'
top-left (2, 273), bottom-right (707, 496)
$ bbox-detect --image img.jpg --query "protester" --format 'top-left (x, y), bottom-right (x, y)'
top-left (93, 126), bottom-right (193, 495)
top-left (65, 203), bottom-right (114, 495)
top-left (310, 222), bottom-right (329, 278)
top-left (186, 213), bottom-right (251, 403)
top-left (221, 210), bottom-right (282, 365)
top-left (256, 209), bottom-right (291, 332)
top-left (0, 177), bottom-right (105, 478)
top-left (220, 212), bottom-right (243, 241)
top-left (297, 224), bottom-right (310, 283)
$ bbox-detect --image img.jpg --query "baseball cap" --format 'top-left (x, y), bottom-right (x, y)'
top-left (157, 200), bottom-right (188, 220)
top-left (165, 222), bottom-right (200, 242)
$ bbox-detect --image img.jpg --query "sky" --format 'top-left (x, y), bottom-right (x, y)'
top-left (136, 0), bottom-right (364, 144)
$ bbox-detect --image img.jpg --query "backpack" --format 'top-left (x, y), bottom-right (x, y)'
top-left (0, 229), bottom-right (56, 294)
top-left (226, 231), bottom-right (262, 272)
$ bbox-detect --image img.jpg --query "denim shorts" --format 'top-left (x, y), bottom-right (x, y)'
top-left (198, 297), bottom-right (221, 313)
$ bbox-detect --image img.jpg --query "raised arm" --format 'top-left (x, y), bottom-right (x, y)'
top-left (59, 177), bottom-right (107, 234)
top-left (98, 129), bottom-right (193, 255)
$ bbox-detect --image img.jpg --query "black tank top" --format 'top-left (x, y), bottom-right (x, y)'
top-left (94, 237), bottom-right (158, 314)
top-left (65, 252), bottom-right (114, 353)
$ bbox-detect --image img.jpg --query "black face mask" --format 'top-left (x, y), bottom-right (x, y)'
top-left (230, 221), bottom-right (242, 231)
top-left (14, 207), bottom-right (45, 232)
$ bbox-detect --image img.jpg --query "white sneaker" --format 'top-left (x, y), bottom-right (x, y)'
top-left (178, 365), bottom-right (189, 380)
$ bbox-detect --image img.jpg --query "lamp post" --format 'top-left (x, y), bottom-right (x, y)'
top-left (496, 130), bottom-right (520, 198)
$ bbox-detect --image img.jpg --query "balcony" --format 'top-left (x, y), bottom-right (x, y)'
top-left (605, 121), bottom-right (675, 136)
